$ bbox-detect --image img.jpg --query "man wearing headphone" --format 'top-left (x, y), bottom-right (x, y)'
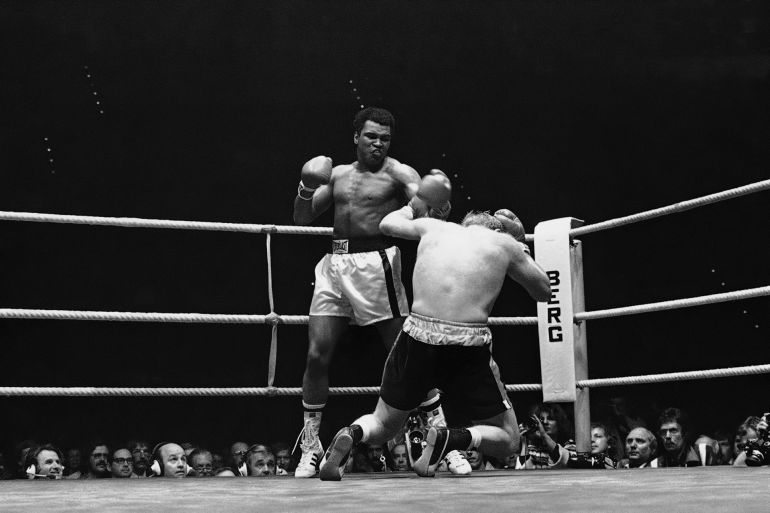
top-left (25, 444), bottom-right (64, 480)
top-left (151, 442), bottom-right (189, 478)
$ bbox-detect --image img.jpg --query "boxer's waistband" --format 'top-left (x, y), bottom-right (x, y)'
top-left (404, 312), bottom-right (492, 347)
top-left (329, 236), bottom-right (396, 254)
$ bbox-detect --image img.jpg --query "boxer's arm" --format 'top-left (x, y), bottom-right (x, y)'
top-left (379, 206), bottom-right (442, 240)
top-left (505, 239), bottom-right (551, 301)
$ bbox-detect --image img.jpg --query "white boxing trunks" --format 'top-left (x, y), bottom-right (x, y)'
top-left (309, 237), bottom-right (409, 326)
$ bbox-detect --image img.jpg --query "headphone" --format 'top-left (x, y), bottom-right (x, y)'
top-left (237, 444), bottom-right (270, 477)
top-left (25, 445), bottom-right (65, 480)
top-left (150, 442), bottom-right (190, 477)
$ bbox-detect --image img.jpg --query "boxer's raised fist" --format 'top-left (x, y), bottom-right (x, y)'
top-left (301, 156), bottom-right (332, 189)
top-left (416, 169), bottom-right (451, 209)
top-left (494, 209), bottom-right (526, 243)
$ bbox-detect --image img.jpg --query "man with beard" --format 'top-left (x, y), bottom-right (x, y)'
top-left (292, 107), bottom-right (459, 477)
top-left (82, 441), bottom-right (111, 479)
top-left (128, 440), bottom-right (152, 477)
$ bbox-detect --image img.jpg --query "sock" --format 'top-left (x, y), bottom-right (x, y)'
top-left (467, 427), bottom-right (482, 450)
top-left (353, 414), bottom-right (378, 444)
top-left (447, 429), bottom-right (473, 453)
top-left (303, 402), bottom-right (325, 422)
top-left (420, 395), bottom-right (445, 427)
top-left (349, 424), bottom-right (364, 445)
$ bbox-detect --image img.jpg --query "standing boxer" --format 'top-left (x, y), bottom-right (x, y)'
top-left (319, 205), bottom-right (551, 480)
top-left (292, 107), bottom-right (458, 477)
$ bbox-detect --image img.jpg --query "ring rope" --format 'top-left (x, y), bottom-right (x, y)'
top-left (569, 179), bottom-right (770, 238)
top-left (2, 285), bottom-right (764, 324)
top-left (2, 179), bottom-right (767, 242)
top-left (1, 364), bottom-right (767, 397)
top-left (574, 285), bottom-right (770, 322)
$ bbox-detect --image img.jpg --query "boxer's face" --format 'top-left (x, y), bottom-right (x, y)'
top-left (110, 449), bottom-right (133, 478)
top-left (659, 421), bottom-right (684, 453)
top-left (89, 445), bottom-right (110, 475)
top-left (391, 445), bottom-right (409, 471)
top-left (36, 450), bottom-right (63, 479)
top-left (591, 427), bottom-right (610, 455)
top-left (354, 120), bottom-right (391, 166)
top-left (626, 429), bottom-right (653, 464)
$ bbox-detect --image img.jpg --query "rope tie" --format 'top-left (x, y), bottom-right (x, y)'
top-left (266, 233), bottom-right (278, 387)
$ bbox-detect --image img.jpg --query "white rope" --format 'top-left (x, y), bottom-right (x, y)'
top-left (0, 211), bottom-right (332, 236)
top-left (570, 179), bottom-right (770, 237)
top-left (2, 364), bottom-right (767, 396)
top-left (0, 309), bottom-right (305, 324)
top-left (575, 286), bottom-right (770, 322)
top-left (577, 364), bottom-right (770, 388)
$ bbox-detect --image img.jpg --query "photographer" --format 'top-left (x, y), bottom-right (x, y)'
top-left (733, 414), bottom-right (769, 466)
top-left (567, 422), bottom-right (617, 469)
top-left (515, 403), bottom-right (575, 469)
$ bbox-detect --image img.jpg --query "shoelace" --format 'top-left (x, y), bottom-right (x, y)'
top-left (445, 450), bottom-right (466, 467)
top-left (292, 418), bottom-right (323, 457)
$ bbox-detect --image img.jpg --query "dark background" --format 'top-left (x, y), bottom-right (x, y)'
top-left (0, 0), bottom-right (768, 452)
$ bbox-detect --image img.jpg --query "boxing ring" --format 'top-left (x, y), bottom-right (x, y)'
top-left (1, 179), bottom-right (769, 511)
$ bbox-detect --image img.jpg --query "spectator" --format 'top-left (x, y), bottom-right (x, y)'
top-left (211, 451), bottom-right (225, 471)
top-left (390, 443), bottom-right (410, 471)
top-left (366, 443), bottom-right (389, 472)
top-left (0, 450), bottom-right (10, 480)
top-left (189, 448), bottom-right (215, 477)
top-left (14, 440), bottom-right (37, 479)
top-left (180, 442), bottom-right (197, 458)
top-left (272, 442), bottom-right (295, 473)
top-left (693, 435), bottom-right (721, 466)
top-left (602, 396), bottom-right (647, 460)
top-left (110, 448), bottom-right (134, 478)
top-left (82, 441), bottom-right (111, 479)
top-left (152, 442), bottom-right (188, 478)
top-left (620, 427), bottom-right (658, 468)
top-left (714, 428), bottom-right (736, 465)
top-left (240, 446), bottom-right (286, 476)
top-left (516, 403), bottom-right (574, 469)
top-left (214, 467), bottom-right (236, 477)
top-left (63, 448), bottom-right (84, 479)
top-left (228, 441), bottom-right (249, 470)
top-left (25, 444), bottom-right (64, 480)
top-left (465, 449), bottom-right (495, 471)
top-left (128, 440), bottom-right (152, 478)
top-left (655, 407), bottom-right (706, 467)
top-left (567, 422), bottom-right (616, 469)
top-left (733, 415), bottom-right (768, 466)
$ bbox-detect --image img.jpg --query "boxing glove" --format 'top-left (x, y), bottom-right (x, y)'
top-left (298, 156), bottom-right (332, 199)
top-left (494, 209), bottom-right (526, 243)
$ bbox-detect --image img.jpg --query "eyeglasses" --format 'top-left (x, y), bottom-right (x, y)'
top-left (113, 458), bottom-right (133, 465)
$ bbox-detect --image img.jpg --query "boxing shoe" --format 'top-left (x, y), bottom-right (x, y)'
top-left (414, 427), bottom-right (452, 477)
top-left (319, 427), bottom-right (354, 481)
top-left (445, 450), bottom-right (472, 475)
top-left (294, 415), bottom-right (324, 478)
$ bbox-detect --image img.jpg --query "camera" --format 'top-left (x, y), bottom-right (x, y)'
top-left (744, 412), bottom-right (770, 467)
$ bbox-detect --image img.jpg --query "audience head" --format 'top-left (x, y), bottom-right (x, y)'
top-left (531, 403), bottom-right (573, 444)
top-left (625, 427), bottom-right (657, 468)
top-left (465, 449), bottom-right (485, 471)
top-left (272, 442), bottom-right (294, 472)
top-left (110, 448), bottom-right (134, 478)
top-left (153, 442), bottom-right (188, 478)
top-left (214, 467), bottom-right (236, 477)
top-left (390, 443), bottom-right (409, 471)
top-left (189, 448), bottom-right (214, 477)
top-left (64, 448), bottom-right (83, 477)
top-left (128, 440), bottom-right (152, 477)
top-left (15, 440), bottom-right (37, 478)
top-left (84, 441), bottom-right (111, 478)
top-left (229, 441), bottom-right (249, 468)
top-left (243, 446), bottom-right (277, 477)
top-left (658, 407), bottom-right (690, 455)
top-left (713, 429), bottom-right (735, 464)
top-left (25, 444), bottom-right (64, 480)
top-left (590, 422), bottom-right (612, 456)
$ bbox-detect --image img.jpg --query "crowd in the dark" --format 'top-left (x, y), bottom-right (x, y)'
top-left (5, 400), bottom-right (767, 480)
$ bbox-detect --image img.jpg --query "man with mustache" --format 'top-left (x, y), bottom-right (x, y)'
top-left (82, 441), bottom-right (111, 479)
top-left (292, 107), bottom-right (459, 477)
top-left (654, 407), bottom-right (708, 467)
